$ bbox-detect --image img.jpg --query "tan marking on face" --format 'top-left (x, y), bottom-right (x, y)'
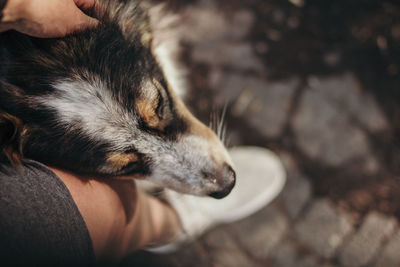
top-left (107, 153), bottom-right (139, 171)
top-left (136, 97), bottom-right (170, 131)
top-left (136, 98), bottom-right (159, 128)
top-left (167, 85), bottom-right (233, 167)
top-left (168, 88), bottom-right (215, 140)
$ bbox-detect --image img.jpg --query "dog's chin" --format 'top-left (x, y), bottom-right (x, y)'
top-left (171, 181), bottom-right (236, 199)
top-left (116, 168), bottom-right (235, 199)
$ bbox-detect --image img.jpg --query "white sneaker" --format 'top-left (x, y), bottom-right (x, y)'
top-left (147, 146), bottom-right (286, 253)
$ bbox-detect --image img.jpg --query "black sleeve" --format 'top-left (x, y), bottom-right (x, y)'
top-left (0, 160), bottom-right (95, 266)
top-left (0, 0), bottom-right (7, 21)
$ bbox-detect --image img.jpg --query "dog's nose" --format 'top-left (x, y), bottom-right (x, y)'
top-left (209, 165), bottom-right (236, 199)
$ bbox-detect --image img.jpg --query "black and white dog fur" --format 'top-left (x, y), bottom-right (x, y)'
top-left (0, 0), bottom-right (235, 199)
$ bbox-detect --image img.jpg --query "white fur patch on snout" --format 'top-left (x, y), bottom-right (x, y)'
top-left (147, 134), bottom-right (234, 196)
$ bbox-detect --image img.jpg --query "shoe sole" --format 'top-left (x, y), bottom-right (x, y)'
top-left (213, 146), bottom-right (286, 224)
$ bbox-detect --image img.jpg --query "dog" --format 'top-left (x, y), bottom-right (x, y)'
top-left (0, 0), bottom-right (235, 199)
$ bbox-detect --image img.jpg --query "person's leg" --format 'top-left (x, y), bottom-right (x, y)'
top-left (50, 168), bottom-right (182, 264)
top-left (0, 160), bottom-right (95, 266)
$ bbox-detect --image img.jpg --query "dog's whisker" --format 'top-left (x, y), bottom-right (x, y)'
top-left (221, 124), bottom-right (227, 145)
top-left (217, 102), bottom-right (228, 141)
top-left (211, 108), bottom-right (220, 136)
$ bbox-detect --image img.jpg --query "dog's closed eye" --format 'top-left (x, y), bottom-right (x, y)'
top-left (136, 79), bottom-right (171, 130)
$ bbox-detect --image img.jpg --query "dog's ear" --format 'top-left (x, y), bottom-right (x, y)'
top-left (0, 110), bottom-right (25, 165)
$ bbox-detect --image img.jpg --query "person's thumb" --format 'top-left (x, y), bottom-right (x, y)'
top-left (73, 0), bottom-right (97, 11)
top-left (81, 14), bottom-right (99, 29)
top-left (67, 8), bottom-right (99, 35)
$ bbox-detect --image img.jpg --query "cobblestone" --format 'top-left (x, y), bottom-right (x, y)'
top-left (294, 199), bottom-right (353, 258)
top-left (278, 152), bottom-right (313, 219)
top-left (122, 242), bottom-right (209, 267)
top-left (292, 74), bottom-right (378, 167)
top-left (191, 42), bottom-right (264, 71)
top-left (376, 229), bottom-right (400, 267)
top-left (268, 238), bottom-right (322, 267)
top-left (229, 203), bottom-right (288, 259)
top-left (202, 227), bottom-right (260, 267)
top-left (211, 74), bottom-right (299, 138)
top-left (338, 212), bottom-right (397, 267)
top-left (269, 239), bottom-right (340, 267)
top-left (230, 9), bottom-right (256, 39)
top-left (268, 239), bottom-right (297, 267)
top-left (178, 5), bottom-right (255, 43)
top-left (169, 242), bottom-right (211, 267)
top-left (307, 73), bottom-right (388, 133)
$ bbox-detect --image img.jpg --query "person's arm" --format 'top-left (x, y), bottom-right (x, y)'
top-left (49, 167), bottom-right (182, 264)
top-left (0, 0), bottom-right (98, 38)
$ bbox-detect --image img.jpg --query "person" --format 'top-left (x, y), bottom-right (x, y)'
top-left (0, 0), bottom-right (98, 37)
top-left (0, 0), bottom-right (286, 265)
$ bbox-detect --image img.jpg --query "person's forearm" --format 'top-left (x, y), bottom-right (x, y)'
top-left (50, 167), bottom-right (182, 263)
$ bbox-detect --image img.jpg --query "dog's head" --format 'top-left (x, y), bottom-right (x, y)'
top-left (0, 1), bottom-right (235, 198)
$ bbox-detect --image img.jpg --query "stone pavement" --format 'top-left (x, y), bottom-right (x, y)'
top-left (122, 154), bottom-right (400, 267)
top-left (121, 1), bottom-right (400, 266)
top-left (122, 155), bottom-right (400, 267)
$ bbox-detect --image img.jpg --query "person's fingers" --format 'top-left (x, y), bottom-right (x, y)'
top-left (1, 0), bottom-right (100, 38)
top-left (73, 0), bottom-right (97, 11)
top-left (65, 6), bottom-right (99, 35)
top-left (72, 0), bottom-right (100, 30)
top-left (78, 14), bottom-right (99, 29)
top-left (31, 4), bottom-right (99, 38)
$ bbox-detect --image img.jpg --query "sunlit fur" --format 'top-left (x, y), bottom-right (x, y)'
top-left (0, 0), bottom-right (235, 197)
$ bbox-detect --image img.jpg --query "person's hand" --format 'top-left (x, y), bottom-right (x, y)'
top-left (0, 0), bottom-right (99, 38)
